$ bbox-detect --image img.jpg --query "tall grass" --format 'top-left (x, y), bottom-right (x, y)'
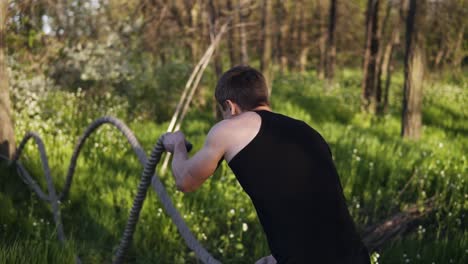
top-left (0, 69), bottom-right (466, 263)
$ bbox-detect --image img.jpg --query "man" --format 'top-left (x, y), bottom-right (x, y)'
top-left (162, 66), bottom-right (370, 264)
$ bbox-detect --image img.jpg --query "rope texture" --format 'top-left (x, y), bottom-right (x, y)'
top-left (4, 116), bottom-right (220, 264)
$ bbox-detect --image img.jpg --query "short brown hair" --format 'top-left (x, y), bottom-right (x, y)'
top-left (215, 66), bottom-right (270, 111)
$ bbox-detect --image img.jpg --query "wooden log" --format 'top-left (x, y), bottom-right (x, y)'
top-left (362, 198), bottom-right (435, 251)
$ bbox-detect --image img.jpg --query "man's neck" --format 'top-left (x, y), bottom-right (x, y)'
top-left (251, 105), bottom-right (272, 112)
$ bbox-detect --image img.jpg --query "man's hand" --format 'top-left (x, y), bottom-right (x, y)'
top-left (255, 255), bottom-right (277, 264)
top-left (161, 122), bottom-right (227, 192)
top-left (162, 131), bottom-right (186, 153)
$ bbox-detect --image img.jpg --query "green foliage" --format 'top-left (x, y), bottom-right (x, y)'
top-left (1, 70), bottom-right (467, 263)
top-left (0, 238), bottom-right (76, 264)
top-left (125, 59), bottom-right (192, 121)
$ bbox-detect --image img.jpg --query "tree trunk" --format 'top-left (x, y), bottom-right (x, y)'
top-left (207, 0), bottom-right (224, 120)
top-left (451, 25), bottom-right (465, 70)
top-left (317, 0), bottom-right (327, 80)
top-left (433, 45), bottom-right (446, 69)
top-left (325, 0), bottom-right (337, 86)
top-left (191, 1), bottom-right (202, 64)
top-left (279, 0), bottom-right (290, 73)
top-left (298, 0), bottom-right (309, 72)
top-left (0, 0), bottom-right (16, 159)
top-left (260, 0), bottom-right (273, 93)
top-left (361, 0), bottom-right (380, 112)
top-left (288, 1), bottom-right (298, 70)
top-left (208, 0), bottom-right (223, 78)
top-left (273, 0), bottom-right (285, 73)
top-left (227, 0), bottom-right (239, 67)
top-left (375, 0), bottom-right (395, 115)
top-left (382, 25), bottom-right (400, 114)
top-left (402, 0), bottom-right (425, 139)
top-left (239, 0), bottom-right (249, 65)
top-left (431, 0), bottom-right (444, 70)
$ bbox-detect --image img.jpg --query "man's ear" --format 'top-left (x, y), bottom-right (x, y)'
top-left (225, 100), bottom-right (236, 115)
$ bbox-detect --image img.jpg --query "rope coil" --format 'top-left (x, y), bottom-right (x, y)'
top-left (4, 116), bottom-right (220, 264)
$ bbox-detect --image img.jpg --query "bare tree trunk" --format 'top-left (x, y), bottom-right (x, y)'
top-left (451, 25), bottom-right (465, 69)
top-left (288, 1), bottom-right (299, 70)
top-left (207, 0), bottom-right (224, 120)
top-left (325, 0), bottom-right (337, 86)
top-left (317, 0), bottom-right (327, 80)
top-left (191, 1), bottom-right (202, 63)
top-left (279, 0), bottom-right (290, 73)
top-left (273, 0), bottom-right (285, 73)
top-left (298, 0), bottom-right (309, 72)
top-left (362, 0), bottom-right (380, 112)
top-left (375, 0), bottom-right (392, 115)
top-left (260, 0), bottom-right (273, 93)
top-left (169, 1), bottom-right (200, 63)
top-left (227, 0), bottom-right (239, 67)
top-left (402, 0), bottom-right (425, 139)
top-left (208, 0), bottom-right (223, 79)
top-left (431, 0), bottom-right (444, 70)
top-left (382, 25), bottom-right (400, 114)
top-left (239, 0), bottom-right (249, 65)
top-left (433, 45), bottom-right (446, 69)
top-left (0, 0), bottom-right (16, 159)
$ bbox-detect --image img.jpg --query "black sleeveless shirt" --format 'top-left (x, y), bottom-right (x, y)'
top-left (228, 110), bottom-right (370, 264)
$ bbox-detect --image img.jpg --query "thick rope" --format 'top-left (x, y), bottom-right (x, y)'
top-left (12, 132), bottom-right (66, 243)
top-left (4, 116), bottom-right (220, 264)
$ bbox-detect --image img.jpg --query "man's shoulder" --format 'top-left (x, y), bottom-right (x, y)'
top-left (267, 111), bottom-right (311, 130)
top-left (206, 117), bottom-right (245, 141)
top-left (211, 112), bottom-right (259, 131)
top-left (271, 113), bottom-right (327, 142)
top-left (206, 112), bottom-right (261, 148)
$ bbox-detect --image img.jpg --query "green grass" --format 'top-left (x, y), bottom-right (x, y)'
top-left (0, 69), bottom-right (466, 263)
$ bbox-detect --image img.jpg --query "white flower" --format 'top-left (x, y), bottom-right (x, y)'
top-left (242, 223), bottom-right (248, 232)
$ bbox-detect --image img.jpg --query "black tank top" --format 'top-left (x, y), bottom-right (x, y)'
top-left (228, 110), bottom-right (370, 264)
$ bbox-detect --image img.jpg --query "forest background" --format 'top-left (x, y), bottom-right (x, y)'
top-left (0, 0), bottom-right (467, 263)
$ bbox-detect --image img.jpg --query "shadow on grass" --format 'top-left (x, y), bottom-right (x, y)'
top-left (0, 161), bottom-right (120, 263)
top-left (423, 100), bottom-right (468, 136)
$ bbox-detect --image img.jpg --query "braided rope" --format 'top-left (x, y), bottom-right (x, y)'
top-left (4, 116), bottom-right (220, 264)
top-left (12, 132), bottom-right (66, 243)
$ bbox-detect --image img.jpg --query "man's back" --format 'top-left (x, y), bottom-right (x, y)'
top-left (227, 110), bottom-right (369, 264)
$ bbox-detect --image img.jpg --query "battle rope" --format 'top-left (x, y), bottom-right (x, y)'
top-left (4, 116), bottom-right (221, 264)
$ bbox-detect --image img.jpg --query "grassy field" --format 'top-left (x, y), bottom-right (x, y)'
top-left (0, 70), bottom-right (466, 263)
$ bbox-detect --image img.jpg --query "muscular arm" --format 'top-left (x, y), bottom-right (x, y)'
top-left (165, 123), bottom-right (227, 192)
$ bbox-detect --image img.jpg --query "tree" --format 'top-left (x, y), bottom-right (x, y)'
top-left (208, 0), bottom-right (225, 120)
top-left (208, 0), bottom-right (224, 79)
top-left (227, 0), bottom-right (240, 67)
top-left (325, 0), bottom-right (337, 85)
top-left (298, 0), bottom-right (309, 72)
top-left (0, 0), bottom-right (16, 159)
top-left (378, 0), bottom-right (404, 114)
top-left (401, 0), bottom-right (425, 139)
top-left (361, 0), bottom-right (380, 112)
top-left (317, 0), bottom-right (327, 79)
top-left (260, 0), bottom-right (273, 92)
top-left (238, 0), bottom-right (250, 65)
